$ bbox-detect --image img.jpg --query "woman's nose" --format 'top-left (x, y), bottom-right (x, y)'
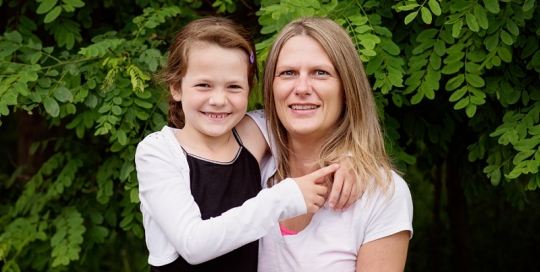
top-left (294, 74), bottom-right (311, 95)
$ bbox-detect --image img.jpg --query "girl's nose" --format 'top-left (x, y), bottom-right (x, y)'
top-left (209, 89), bottom-right (227, 106)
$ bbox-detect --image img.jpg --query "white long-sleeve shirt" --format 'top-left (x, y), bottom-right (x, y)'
top-left (136, 124), bottom-right (305, 266)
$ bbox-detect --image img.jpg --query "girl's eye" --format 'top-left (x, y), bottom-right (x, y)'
top-left (196, 83), bottom-right (210, 88)
top-left (229, 85), bottom-right (242, 89)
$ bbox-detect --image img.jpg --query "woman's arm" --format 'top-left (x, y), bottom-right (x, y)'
top-left (355, 172), bottom-right (413, 271)
top-left (239, 111), bottom-right (360, 210)
top-left (356, 230), bottom-right (410, 271)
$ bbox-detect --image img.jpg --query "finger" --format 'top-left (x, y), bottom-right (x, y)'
top-left (334, 176), bottom-right (353, 211)
top-left (309, 164), bottom-right (339, 181)
top-left (314, 195), bottom-right (325, 208)
top-left (342, 181), bottom-right (358, 211)
top-left (315, 185), bottom-right (328, 197)
top-left (328, 168), bottom-right (345, 208)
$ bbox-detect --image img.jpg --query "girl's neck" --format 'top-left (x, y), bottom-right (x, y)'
top-left (175, 127), bottom-right (239, 162)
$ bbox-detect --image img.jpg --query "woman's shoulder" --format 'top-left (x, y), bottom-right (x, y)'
top-left (389, 170), bottom-right (410, 195)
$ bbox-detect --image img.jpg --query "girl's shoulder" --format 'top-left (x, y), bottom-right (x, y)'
top-left (136, 126), bottom-right (182, 157)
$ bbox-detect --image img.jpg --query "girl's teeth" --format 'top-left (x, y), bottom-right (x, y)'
top-left (208, 113), bottom-right (226, 118)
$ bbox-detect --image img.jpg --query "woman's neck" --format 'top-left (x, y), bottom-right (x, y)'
top-left (288, 136), bottom-right (324, 177)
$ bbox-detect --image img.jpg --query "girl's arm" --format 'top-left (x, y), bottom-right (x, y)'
top-left (137, 132), bottom-right (334, 265)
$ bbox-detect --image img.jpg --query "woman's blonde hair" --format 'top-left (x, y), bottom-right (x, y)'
top-left (263, 17), bottom-right (397, 195)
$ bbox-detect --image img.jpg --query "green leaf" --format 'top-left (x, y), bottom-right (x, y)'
top-left (485, 33), bottom-right (499, 51)
top-left (404, 11), bottom-right (418, 25)
top-left (4, 30), bottom-right (22, 43)
top-left (514, 139), bottom-right (540, 151)
top-left (134, 98), bottom-right (153, 109)
top-left (493, 53), bottom-right (502, 66)
top-left (305, 0), bottom-right (320, 9)
top-left (117, 130), bottom-right (127, 145)
top-left (381, 38), bottom-right (400, 56)
top-left (521, 37), bottom-right (538, 59)
top-left (452, 19), bottom-right (463, 38)
top-left (523, 0), bottom-right (535, 11)
top-left (446, 75), bottom-right (465, 91)
top-left (466, 74), bottom-right (485, 87)
top-left (454, 97), bottom-right (469, 109)
top-left (416, 29), bottom-right (439, 42)
top-left (30, 51), bottom-right (42, 64)
top-left (398, 4), bottom-right (419, 11)
top-left (130, 188), bottom-right (140, 203)
top-left (365, 54), bottom-right (383, 75)
top-left (441, 61), bottom-right (464, 74)
top-left (434, 40), bottom-right (446, 56)
top-left (44, 6), bottom-right (63, 23)
top-left (355, 25), bottom-right (372, 34)
top-left (500, 30), bottom-right (513, 45)
top-left (465, 103), bottom-right (477, 117)
top-left (497, 47), bottom-right (512, 63)
top-left (111, 105), bottom-right (122, 115)
top-left (430, 53), bottom-right (441, 69)
top-left (53, 87), bottom-right (74, 102)
top-left (62, 0), bottom-right (84, 8)
top-left (37, 0), bottom-right (58, 14)
top-left (421, 7), bottom-right (432, 24)
top-left (483, 0), bottom-right (500, 13)
top-left (44, 97), bottom-right (60, 117)
top-left (466, 13), bottom-right (479, 32)
top-left (505, 19), bottom-right (519, 36)
top-left (513, 150), bottom-right (535, 165)
top-left (491, 168), bottom-right (501, 185)
top-left (428, 0), bottom-right (441, 15)
top-left (474, 5), bottom-right (489, 29)
top-left (411, 90), bottom-right (424, 104)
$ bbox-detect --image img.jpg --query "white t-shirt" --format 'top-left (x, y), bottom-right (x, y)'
top-left (246, 110), bottom-right (414, 272)
top-left (136, 125), bottom-right (306, 266)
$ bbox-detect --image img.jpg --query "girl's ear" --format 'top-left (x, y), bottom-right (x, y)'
top-left (170, 84), bottom-right (182, 101)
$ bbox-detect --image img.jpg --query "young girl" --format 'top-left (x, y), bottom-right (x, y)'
top-left (135, 17), bottom-right (347, 272)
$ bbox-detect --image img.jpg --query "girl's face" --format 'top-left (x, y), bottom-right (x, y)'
top-left (272, 35), bottom-right (344, 142)
top-left (171, 43), bottom-right (249, 140)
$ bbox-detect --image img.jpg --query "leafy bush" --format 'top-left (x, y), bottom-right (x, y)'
top-left (1, 0), bottom-right (539, 271)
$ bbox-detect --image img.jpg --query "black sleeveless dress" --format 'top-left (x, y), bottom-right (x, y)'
top-left (151, 129), bottom-right (261, 272)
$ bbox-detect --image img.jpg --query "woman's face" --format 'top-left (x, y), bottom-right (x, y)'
top-left (273, 35), bottom-right (344, 141)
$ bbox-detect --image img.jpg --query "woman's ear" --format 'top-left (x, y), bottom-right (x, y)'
top-left (170, 84), bottom-right (182, 101)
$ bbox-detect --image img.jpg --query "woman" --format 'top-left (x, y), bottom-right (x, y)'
top-left (248, 17), bottom-right (413, 271)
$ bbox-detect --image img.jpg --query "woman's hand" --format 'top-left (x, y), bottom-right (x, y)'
top-left (293, 164), bottom-right (339, 213)
top-left (327, 158), bottom-right (363, 211)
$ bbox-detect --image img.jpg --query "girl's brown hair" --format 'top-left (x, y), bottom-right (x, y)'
top-left (263, 17), bottom-right (397, 196)
top-left (159, 17), bottom-right (257, 128)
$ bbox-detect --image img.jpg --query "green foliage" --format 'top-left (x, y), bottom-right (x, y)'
top-left (256, 0), bottom-right (540, 210)
top-left (1, 0), bottom-right (540, 271)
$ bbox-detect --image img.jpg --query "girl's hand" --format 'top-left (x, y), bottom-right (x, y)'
top-left (293, 164), bottom-right (339, 213)
top-left (328, 159), bottom-right (362, 211)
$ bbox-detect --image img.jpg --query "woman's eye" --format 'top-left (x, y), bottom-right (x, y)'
top-left (315, 70), bottom-right (328, 76)
top-left (280, 71), bottom-right (294, 76)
